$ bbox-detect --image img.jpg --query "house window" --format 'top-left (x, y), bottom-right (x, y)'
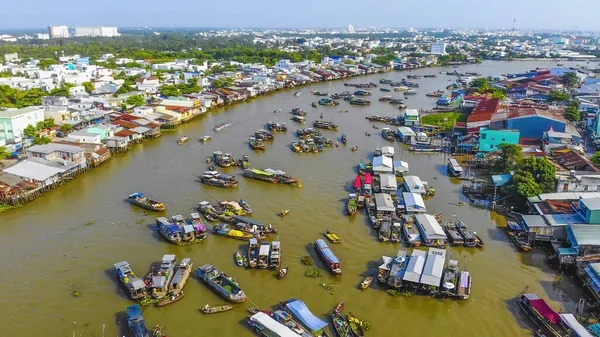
top-left (584, 185), bottom-right (589, 191)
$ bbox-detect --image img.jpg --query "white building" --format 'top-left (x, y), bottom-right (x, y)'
top-left (275, 59), bottom-right (293, 71)
top-left (67, 130), bottom-right (102, 144)
top-left (48, 26), bottom-right (69, 38)
top-left (347, 24), bottom-right (355, 33)
top-left (4, 53), bottom-right (18, 61)
top-left (430, 42), bottom-right (447, 55)
top-left (0, 106), bottom-right (45, 141)
top-left (74, 26), bottom-right (119, 37)
top-left (36, 33), bottom-right (50, 40)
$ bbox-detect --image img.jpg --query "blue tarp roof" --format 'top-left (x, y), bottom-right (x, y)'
top-left (492, 173), bottom-right (513, 187)
top-left (315, 239), bottom-right (339, 264)
top-left (558, 247), bottom-right (578, 255)
top-left (166, 224), bottom-right (180, 233)
top-left (127, 304), bottom-right (150, 337)
top-left (585, 267), bottom-right (600, 292)
top-left (285, 299), bottom-right (328, 331)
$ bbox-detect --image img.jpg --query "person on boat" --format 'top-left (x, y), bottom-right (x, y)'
top-left (204, 304), bottom-right (210, 310)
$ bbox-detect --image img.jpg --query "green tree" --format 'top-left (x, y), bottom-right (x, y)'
top-left (562, 72), bottom-right (579, 89)
top-left (60, 124), bottom-right (72, 132)
top-left (49, 83), bottom-right (75, 97)
top-left (564, 104), bottom-right (580, 122)
top-left (82, 81), bottom-right (94, 93)
top-left (23, 124), bottom-right (37, 138)
top-left (518, 156), bottom-right (556, 192)
top-left (159, 85), bottom-right (181, 97)
top-left (0, 146), bottom-right (10, 160)
top-left (32, 135), bottom-right (52, 145)
top-left (591, 152), bottom-right (600, 168)
top-left (512, 171), bottom-right (543, 197)
top-left (126, 94), bottom-right (145, 107)
top-left (491, 143), bottom-right (523, 173)
top-left (547, 90), bottom-right (570, 103)
top-left (470, 78), bottom-right (489, 89)
top-left (490, 87), bottom-right (507, 99)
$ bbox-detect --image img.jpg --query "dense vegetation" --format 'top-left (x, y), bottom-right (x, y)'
top-left (420, 112), bottom-right (465, 130)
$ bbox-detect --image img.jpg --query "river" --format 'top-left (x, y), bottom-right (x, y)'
top-left (0, 60), bottom-right (591, 337)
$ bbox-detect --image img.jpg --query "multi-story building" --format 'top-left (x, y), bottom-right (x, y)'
top-left (48, 26), bottom-right (69, 38)
top-left (478, 128), bottom-right (520, 152)
top-left (74, 26), bottom-right (119, 37)
top-left (0, 106), bottom-right (45, 141)
top-left (430, 42), bottom-right (447, 55)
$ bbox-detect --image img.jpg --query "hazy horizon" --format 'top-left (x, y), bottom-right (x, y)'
top-left (2, 0), bottom-right (599, 31)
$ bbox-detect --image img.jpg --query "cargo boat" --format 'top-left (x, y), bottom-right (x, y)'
top-left (114, 261), bottom-right (148, 301)
top-left (127, 193), bottom-right (165, 212)
top-left (315, 239), bottom-right (342, 275)
top-left (197, 264), bottom-right (246, 302)
top-left (437, 90), bottom-right (464, 106)
top-left (147, 254), bottom-right (177, 299)
top-left (169, 257), bottom-right (192, 295)
top-left (243, 168), bottom-right (300, 185)
top-left (126, 304), bottom-right (151, 337)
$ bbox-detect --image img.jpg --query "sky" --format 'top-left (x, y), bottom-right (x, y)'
top-left (1, 0), bottom-right (599, 31)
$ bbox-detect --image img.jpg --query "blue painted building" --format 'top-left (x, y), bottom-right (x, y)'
top-left (506, 112), bottom-right (567, 139)
top-left (478, 128), bottom-right (520, 152)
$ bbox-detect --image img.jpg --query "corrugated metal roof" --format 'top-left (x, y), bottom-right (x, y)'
top-left (420, 248), bottom-right (446, 287)
top-left (569, 225), bottom-right (600, 246)
top-left (3, 159), bottom-right (64, 181)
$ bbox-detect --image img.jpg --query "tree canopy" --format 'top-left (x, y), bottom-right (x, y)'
top-left (547, 90), bottom-right (570, 103)
top-left (126, 94), bottom-right (146, 107)
top-left (491, 143), bottom-right (522, 174)
top-left (562, 72), bottom-right (579, 89)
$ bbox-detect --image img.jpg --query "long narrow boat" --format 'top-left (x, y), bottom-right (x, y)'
top-left (200, 171), bottom-right (238, 188)
top-left (315, 239), bottom-right (342, 275)
top-left (156, 291), bottom-right (184, 307)
top-left (248, 238), bottom-right (259, 268)
top-left (441, 259), bottom-right (459, 296)
top-left (243, 168), bottom-right (301, 186)
top-left (456, 221), bottom-right (483, 247)
top-left (201, 304), bottom-right (234, 314)
top-left (126, 304), bottom-right (151, 337)
top-left (197, 264), bottom-right (246, 303)
top-left (457, 271), bottom-right (471, 300)
top-left (128, 193), bottom-right (165, 212)
top-left (347, 313), bottom-right (365, 337)
top-left (269, 241), bottom-right (281, 269)
top-left (516, 293), bottom-right (569, 337)
top-left (177, 134), bottom-right (190, 144)
top-left (284, 299), bottom-right (331, 337)
top-left (156, 217), bottom-right (182, 244)
top-left (258, 242), bottom-right (271, 269)
top-left (147, 254), bottom-right (177, 299)
top-left (331, 302), bottom-right (352, 337)
top-left (347, 193), bottom-right (357, 216)
top-left (214, 123), bottom-right (232, 131)
top-left (507, 221), bottom-right (532, 251)
top-left (169, 258), bottom-right (192, 295)
top-left (114, 261), bottom-right (148, 301)
top-left (213, 224), bottom-right (255, 240)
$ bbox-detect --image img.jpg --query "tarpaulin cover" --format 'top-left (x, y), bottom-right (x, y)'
top-left (529, 298), bottom-right (560, 324)
top-left (285, 299), bottom-right (328, 331)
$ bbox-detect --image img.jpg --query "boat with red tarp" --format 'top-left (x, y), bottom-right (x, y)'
top-left (515, 293), bottom-right (569, 337)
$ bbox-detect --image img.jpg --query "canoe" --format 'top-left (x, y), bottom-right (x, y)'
top-left (351, 146), bottom-right (358, 152)
top-left (331, 305), bottom-right (353, 337)
top-left (177, 135), bottom-right (190, 144)
top-left (348, 313), bottom-right (365, 337)
top-left (156, 292), bottom-right (184, 307)
top-left (201, 304), bottom-right (233, 314)
top-left (235, 251), bottom-right (244, 266)
top-left (247, 308), bottom-right (274, 317)
top-left (360, 276), bottom-right (373, 290)
top-left (325, 230), bottom-right (341, 243)
top-left (200, 136), bottom-right (212, 142)
top-left (280, 209), bottom-right (289, 217)
top-left (277, 267), bottom-right (288, 280)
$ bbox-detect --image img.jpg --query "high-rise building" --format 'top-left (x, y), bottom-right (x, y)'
top-left (347, 24), bottom-right (355, 33)
top-left (430, 42), bottom-right (447, 55)
top-left (74, 26), bottom-right (119, 37)
top-left (48, 26), bottom-right (69, 38)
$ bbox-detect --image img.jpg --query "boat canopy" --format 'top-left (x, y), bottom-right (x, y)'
top-left (419, 248), bottom-right (446, 287)
top-left (249, 238), bottom-right (258, 246)
top-left (234, 215), bottom-right (264, 226)
top-left (264, 168), bottom-right (285, 175)
top-left (127, 304), bottom-right (149, 337)
top-left (380, 174), bottom-right (398, 191)
top-left (402, 249), bottom-right (427, 283)
top-left (507, 221), bottom-right (523, 231)
top-left (459, 271), bottom-right (471, 289)
top-left (374, 193), bottom-right (395, 212)
top-left (183, 225), bottom-right (195, 234)
top-left (315, 239), bottom-right (339, 264)
top-left (353, 176), bottom-right (362, 189)
top-left (250, 312), bottom-right (299, 337)
top-left (131, 279), bottom-right (146, 291)
top-left (165, 224), bottom-right (181, 233)
top-left (129, 192), bottom-right (143, 198)
top-left (259, 244), bottom-right (271, 256)
top-left (379, 256), bottom-right (393, 271)
top-left (285, 299), bottom-right (329, 331)
top-left (522, 293), bottom-right (560, 324)
top-left (372, 155), bottom-right (393, 173)
top-left (559, 313), bottom-right (594, 337)
top-left (152, 275), bottom-right (167, 288)
top-left (251, 169), bottom-right (274, 176)
top-left (415, 214), bottom-right (447, 240)
top-left (403, 192), bottom-right (426, 210)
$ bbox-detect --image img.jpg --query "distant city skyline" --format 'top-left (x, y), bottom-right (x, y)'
top-left (2, 0), bottom-right (600, 31)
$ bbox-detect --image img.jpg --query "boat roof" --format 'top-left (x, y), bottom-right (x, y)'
top-left (522, 294), bottom-right (560, 324)
top-left (131, 279), bottom-right (146, 290)
top-left (285, 299), bottom-right (329, 331)
top-left (271, 241), bottom-right (280, 248)
top-left (404, 175), bottom-right (426, 193)
top-left (315, 239), bottom-right (339, 264)
top-left (183, 225), bottom-right (195, 233)
top-left (127, 304), bottom-right (143, 319)
top-left (420, 248), bottom-right (446, 287)
top-left (234, 215), bottom-right (264, 226)
top-left (380, 174), bottom-right (397, 191)
top-left (375, 193), bottom-right (395, 212)
top-left (379, 256), bottom-right (393, 270)
top-left (259, 243), bottom-right (271, 255)
top-left (129, 192), bottom-right (143, 198)
top-left (197, 264), bottom-right (215, 273)
top-left (156, 217), bottom-right (170, 225)
top-left (415, 214), bottom-right (447, 239)
top-left (559, 314), bottom-right (594, 337)
top-left (191, 212), bottom-right (200, 219)
top-left (403, 192), bottom-right (426, 209)
top-left (250, 312), bottom-right (299, 337)
top-left (264, 168), bottom-right (285, 175)
top-left (249, 238), bottom-right (258, 245)
top-left (373, 155), bottom-right (393, 171)
top-left (172, 215), bottom-right (185, 222)
top-left (165, 224), bottom-right (180, 233)
top-left (402, 249), bottom-right (427, 283)
top-left (152, 275), bottom-right (167, 288)
top-left (459, 271), bottom-right (470, 288)
top-left (114, 261), bottom-right (131, 273)
top-left (204, 170), bottom-right (219, 175)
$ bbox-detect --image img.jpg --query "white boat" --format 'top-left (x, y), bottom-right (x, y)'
top-left (214, 123), bottom-right (232, 131)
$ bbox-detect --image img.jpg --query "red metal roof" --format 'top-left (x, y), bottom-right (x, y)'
top-left (112, 120), bottom-right (137, 129)
top-left (115, 130), bottom-right (136, 137)
top-left (472, 98), bottom-right (500, 114)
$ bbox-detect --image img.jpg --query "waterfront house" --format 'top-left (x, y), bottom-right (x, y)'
top-left (0, 106), bottom-right (45, 141)
top-left (374, 193), bottom-right (395, 217)
top-left (403, 175), bottom-right (428, 196)
top-left (3, 159), bottom-right (66, 188)
top-left (419, 248), bottom-right (446, 289)
top-left (397, 126), bottom-right (416, 143)
top-left (105, 136), bottom-right (129, 151)
top-left (86, 124), bottom-right (115, 140)
top-left (403, 192), bottom-right (426, 214)
top-left (403, 109), bottom-right (420, 126)
top-left (379, 173), bottom-right (398, 195)
top-left (566, 225), bottom-right (600, 263)
top-left (414, 214), bottom-right (447, 246)
top-left (478, 128), bottom-right (520, 152)
top-left (580, 262), bottom-right (600, 304)
top-left (67, 130), bottom-right (102, 144)
top-left (575, 197), bottom-right (600, 224)
top-left (26, 143), bottom-right (87, 168)
top-left (402, 249), bottom-right (427, 286)
top-left (372, 155), bottom-right (393, 175)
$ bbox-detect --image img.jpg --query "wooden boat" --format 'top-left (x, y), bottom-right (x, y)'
top-left (126, 304), bottom-right (150, 337)
top-left (390, 221), bottom-right (402, 243)
top-left (325, 230), bottom-right (341, 243)
top-left (213, 224), bottom-right (255, 240)
top-left (128, 193), bottom-right (165, 212)
top-left (247, 308), bottom-right (275, 316)
top-left (235, 252), bottom-right (244, 267)
top-left (277, 267), bottom-right (288, 279)
top-left (177, 134), bottom-right (190, 144)
top-left (197, 264), bottom-right (246, 302)
top-left (155, 217), bottom-right (182, 244)
top-left (507, 221), bottom-right (532, 251)
top-left (456, 221), bottom-right (483, 247)
top-left (200, 135), bottom-right (212, 142)
top-left (169, 258), bottom-right (192, 295)
top-left (156, 291), bottom-right (184, 307)
top-left (267, 121), bottom-right (288, 132)
top-left (441, 259), bottom-right (459, 296)
top-left (426, 90), bottom-right (445, 97)
top-left (258, 242), bottom-right (271, 269)
top-left (402, 218), bottom-right (421, 247)
top-left (214, 123), bottom-right (232, 131)
top-left (444, 223), bottom-right (465, 246)
top-left (294, 92), bottom-right (301, 97)
top-left (378, 218), bottom-right (392, 242)
top-left (249, 137), bottom-right (266, 150)
top-left (516, 293), bottom-right (569, 337)
top-left (351, 146), bottom-right (358, 152)
top-left (243, 168), bottom-right (301, 186)
top-left (200, 171), bottom-right (238, 188)
top-left (331, 302), bottom-right (353, 337)
top-left (254, 129), bottom-right (274, 141)
top-left (147, 254), bottom-right (177, 299)
top-left (291, 141), bottom-right (303, 153)
top-left (248, 238), bottom-right (259, 268)
top-left (238, 199), bottom-right (252, 214)
top-left (347, 193), bottom-right (357, 216)
top-left (280, 209), bottom-right (289, 217)
top-left (269, 241), bottom-right (281, 269)
top-left (313, 120), bottom-right (338, 130)
top-left (212, 151), bottom-right (237, 167)
top-left (114, 261), bottom-right (148, 301)
top-left (201, 304), bottom-right (234, 314)
top-left (380, 87), bottom-right (391, 92)
top-left (348, 313), bottom-right (365, 337)
top-left (291, 115), bottom-right (306, 124)
top-left (381, 128), bottom-right (396, 141)
top-left (457, 270), bottom-right (471, 300)
top-left (315, 239), bottom-right (342, 275)
top-left (360, 275), bottom-right (374, 290)
top-left (377, 256), bottom-right (393, 283)
top-left (341, 134), bottom-right (347, 144)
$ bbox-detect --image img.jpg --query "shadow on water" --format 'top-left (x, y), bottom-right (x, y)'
top-left (504, 296), bottom-right (535, 333)
top-left (238, 317), bottom-right (251, 334)
top-left (145, 224), bottom-right (162, 242)
top-left (115, 310), bottom-right (129, 337)
top-left (104, 267), bottom-right (130, 301)
top-left (486, 227), bottom-right (509, 243)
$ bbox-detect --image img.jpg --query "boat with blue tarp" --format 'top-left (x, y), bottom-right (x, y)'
top-left (315, 239), bottom-right (342, 275)
top-left (197, 264), bottom-right (246, 302)
top-left (156, 217), bottom-right (183, 244)
top-left (272, 310), bottom-right (314, 336)
top-left (283, 299), bottom-right (331, 337)
top-left (114, 261), bottom-right (148, 301)
top-left (126, 304), bottom-right (150, 337)
top-left (248, 311), bottom-right (302, 337)
top-left (387, 250), bottom-right (408, 288)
